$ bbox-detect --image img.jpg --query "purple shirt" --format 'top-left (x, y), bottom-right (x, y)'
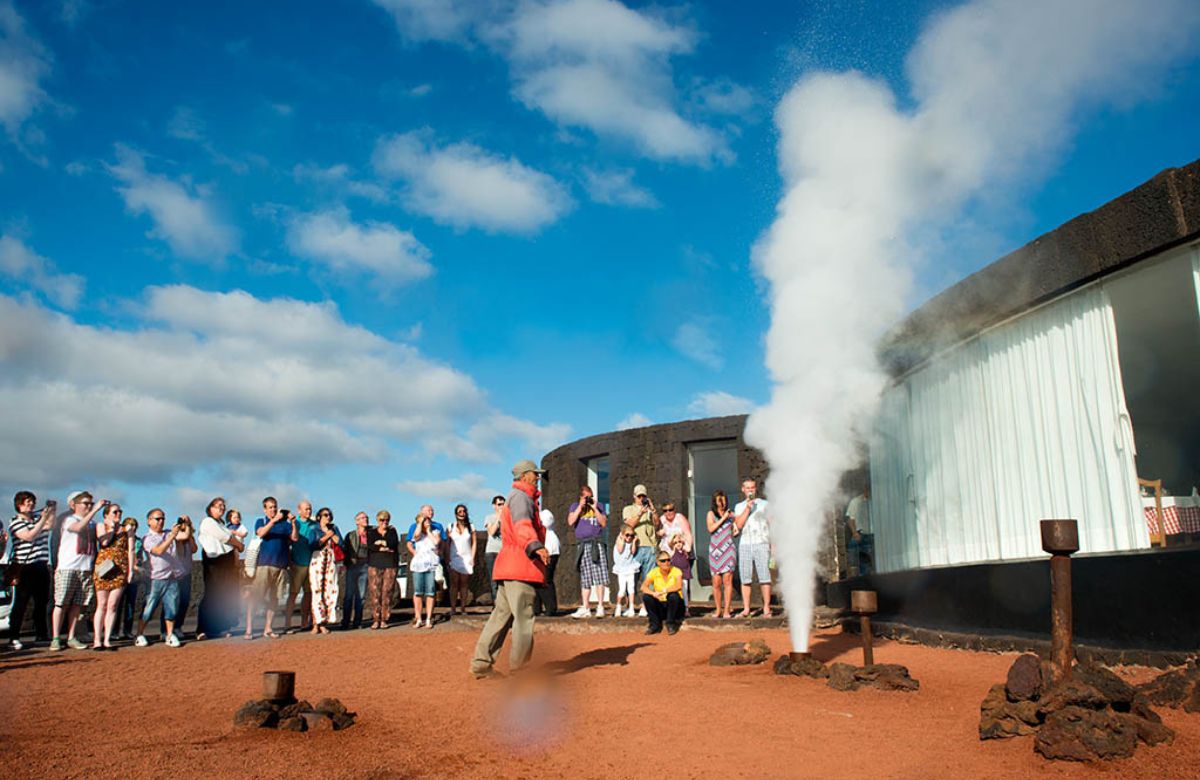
top-left (569, 502), bottom-right (605, 541)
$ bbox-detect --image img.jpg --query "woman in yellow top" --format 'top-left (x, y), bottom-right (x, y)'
top-left (640, 551), bottom-right (684, 636)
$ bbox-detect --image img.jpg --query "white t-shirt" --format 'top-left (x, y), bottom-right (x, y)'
top-left (847, 495), bottom-right (871, 535)
top-left (56, 514), bottom-right (96, 572)
top-left (410, 532), bottom-right (440, 573)
top-left (612, 540), bottom-right (639, 575)
top-left (448, 525), bottom-right (474, 575)
top-left (540, 509), bottom-right (560, 555)
top-left (198, 516), bottom-right (235, 557)
top-left (734, 498), bottom-right (771, 546)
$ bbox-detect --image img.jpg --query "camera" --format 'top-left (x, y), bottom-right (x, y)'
top-left (584, 496), bottom-right (593, 507)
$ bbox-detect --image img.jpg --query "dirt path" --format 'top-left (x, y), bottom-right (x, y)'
top-left (1, 625), bottom-right (1195, 779)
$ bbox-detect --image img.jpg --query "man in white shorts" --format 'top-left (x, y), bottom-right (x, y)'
top-left (733, 478), bottom-right (773, 618)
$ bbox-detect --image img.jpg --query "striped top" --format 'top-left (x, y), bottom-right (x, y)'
top-left (9, 515), bottom-right (52, 565)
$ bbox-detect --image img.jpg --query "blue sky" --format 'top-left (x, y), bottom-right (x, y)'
top-left (1, 0), bottom-right (1197, 527)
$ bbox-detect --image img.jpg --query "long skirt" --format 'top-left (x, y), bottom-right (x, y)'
top-left (366, 566), bottom-right (396, 624)
top-left (199, 551), bottom-right (240, 636)
top-left (309, 547), bottom-right (340, 625)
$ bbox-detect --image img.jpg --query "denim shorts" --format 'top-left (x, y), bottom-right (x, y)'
top-left (141, 578), bottom-right (180, 622)
top-left (412, 569), bottom-right (436, 596)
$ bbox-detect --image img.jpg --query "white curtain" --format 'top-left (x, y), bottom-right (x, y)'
top-left (870, 286), bottom-right (1146, 572)
top-left (1192, 247), bottom-right (1200, 320)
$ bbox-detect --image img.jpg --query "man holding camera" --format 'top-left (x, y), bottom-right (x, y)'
top-left (622, 484), bottom-right (658, 617)
top-left (284, 500), bottom-right (320, 633)
top-left (135, 509), bottom-right (187, 647)
top-left (567, 485), bottom-right (608, 618)
top-left (162, 515), bottom-right (197, 638)
top-left (251, 497), bottom-right (293, 639)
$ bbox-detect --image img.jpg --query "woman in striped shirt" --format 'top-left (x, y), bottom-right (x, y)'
top-left (7, 491), bottom-right (56, 650)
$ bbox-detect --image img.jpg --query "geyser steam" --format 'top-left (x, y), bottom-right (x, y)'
top-left (747, 0), bottom-right (1200, 652)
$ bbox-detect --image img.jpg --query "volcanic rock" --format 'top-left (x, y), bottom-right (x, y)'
top-left (1136, 661), bottom-right (1200, 708)
top-left (278, 716), bottom-right (307, 733)
top-left (1005, 654), bottom-right (1043, 701)
top-left (278, 700), bottom-right (314, 720)
top-left (1034, 706), bottom-right (1137, 761)
top-left (301, 711), bottom-right (334, 732)
top-left (1115, 712), bottom-right (1175, 747)
top-left (980, 684), bottom-right (1041, 739)
top-left (709, 640), bottom-right (772, 667)
top-left (1073, 663), bottom-right (1135, 710)
top-left (332, 713), bottom-right (356, 731)
top-left (1038, 679), bottom-right (1108, 715)
top-left (233, 700), bottom-right (279, 729)
top-left (772, 654), bottom-right (829, 678)
top-left (824, 662), bottom-right (919, 693)
top-left (315, 698), bottom-right (349, 717)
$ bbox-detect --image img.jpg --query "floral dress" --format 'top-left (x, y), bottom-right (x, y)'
top-left (94, 526), bottom-right (130, 590)
top-left (309, 528), bottom-right (341, 625)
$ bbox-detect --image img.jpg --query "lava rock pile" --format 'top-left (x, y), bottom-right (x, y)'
top-left (234, 696), bottom-right (356, 733)
top-left (1136, 660), bottom-right (1200, 711)
top-left (979, 654), bottom-right (1172, 761)
top-left (772, 654), bottom-right (919, 692)
top-left (709, 639), bottom-right (772, 666)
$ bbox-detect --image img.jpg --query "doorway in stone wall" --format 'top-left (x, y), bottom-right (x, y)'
top-left (687, 440), bottom-right (739, 604)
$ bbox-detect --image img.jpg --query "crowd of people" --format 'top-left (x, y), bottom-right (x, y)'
top-left (1, 473), bottom-right (780, 653)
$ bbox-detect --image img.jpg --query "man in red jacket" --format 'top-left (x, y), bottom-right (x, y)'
top-left (470, 459), bottom-right (549, 678)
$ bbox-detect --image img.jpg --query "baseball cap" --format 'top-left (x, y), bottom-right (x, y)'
top-left (511, 459), bottom-right (546, 478)
top-left (633, 484), bottom-right (648, 497)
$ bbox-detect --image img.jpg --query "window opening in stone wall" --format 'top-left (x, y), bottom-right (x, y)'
top-left (586, 455), bottom-right (611, 513)
top-left (687, 440), bottom-right (739, 600)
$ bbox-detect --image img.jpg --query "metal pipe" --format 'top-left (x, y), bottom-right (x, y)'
top-left (850, 589), bottom-right (878, 667)
top-left (1039, 519), bottom-right (1079, 684)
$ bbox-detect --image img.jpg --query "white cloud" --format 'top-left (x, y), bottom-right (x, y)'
top-left (504, 0), bottom-right (726, 162)
top-left (688, 391), bottom-right (754, 417)
top-left (374, 0), bottom-right (729, 164)
top-left (427, 413), bottom-right (571, 463)
top-left (616, 412), bottom-right (651, 430)
top-left (582, 167), bottom-right (658, 208)
top-left (671, 318), bottom-right (722, 369)
top-left (293, 162), bottom-right (389, 202)
top-left (397, 472), bottom-right (499, 501)
top-left (370, 0), bottom-right (489, 43)
top-left (0, 285), bottom-right (569, 486)
top-left (373, 130), bottom-right (573, 233)
top-left (0, 2), bottom-right (51, 137)
top-left (106, 145), bottom-right (239, 260)
top-left (0, 234), bottom-right (84, 308)
top-left (409, 83), bottom-right (433, 97)
top-left (286, 207), bottom-right (433, 287)
top-left (692, 77), bottom-right (756, 116)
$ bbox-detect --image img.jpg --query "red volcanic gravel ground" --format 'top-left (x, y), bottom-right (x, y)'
top-left (2, 623), bottom-right (1198, 779)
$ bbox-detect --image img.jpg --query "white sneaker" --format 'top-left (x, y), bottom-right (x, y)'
top-left (166, 633), bottom-right (181, 648)
top-left (134, 635), bottom-right (149, 647)
top-left (625, 607), bottom-right (637, 618)
top-left (9, 639), bottom-right (23, 651)
top-left (595, 604), bottom-right (604, 618)
top-left (570, 606), bottom-right (591, 619)
top-left (638, 606), bottom-right (648, 617)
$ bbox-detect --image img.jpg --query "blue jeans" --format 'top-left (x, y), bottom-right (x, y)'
top-left (341, 564), bottom-right (368, 628)
top-left (848, 533), bottom-right (875, 576)
top-left (120, 579), bottom-right (140, 636)
top-left (162, 573), bottom-right (191, 634)
top-left (412, 569), bottom-right (436, 597)
top-left (634, 546), bottom-right (656, 583)
top-left (142, 579), bottom-right (180, 627)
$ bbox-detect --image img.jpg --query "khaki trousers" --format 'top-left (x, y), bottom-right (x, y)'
top-left (471, 580), bottom-right (536, 674)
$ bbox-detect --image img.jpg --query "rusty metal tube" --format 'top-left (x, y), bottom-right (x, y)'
top-left (1049, 555), bottom-right (1072, 682)
top-left (1040, 519), bottom-right (1079, 684)
top-left (859, 615), bottom-right (874, 666)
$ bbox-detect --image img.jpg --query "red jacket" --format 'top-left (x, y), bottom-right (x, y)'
top-left (492, 480), bottom-right (547, 584)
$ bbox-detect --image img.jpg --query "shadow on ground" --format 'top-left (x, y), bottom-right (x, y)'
top-left (543, 642), bottom-right (651, 676)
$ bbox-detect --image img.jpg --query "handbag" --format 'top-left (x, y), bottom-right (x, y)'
top-left (331, 541), bottom-right (345, 563)
top-left (96, 558), bottom-right (120, 579)
top-left (243, 536), bottom-right (262, 578)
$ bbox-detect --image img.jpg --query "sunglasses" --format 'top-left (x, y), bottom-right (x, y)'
top-left (657, 557), bottom-right (670, 563)
top-left (149, 516), bottom-right (165, 522)
top-left (318, 513), bottom-right (331, 518)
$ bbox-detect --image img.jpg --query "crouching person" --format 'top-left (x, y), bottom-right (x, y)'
top-left (135, 509), bottom-right (184, 648)
top-left (641, 550), bottom-right (684, 636)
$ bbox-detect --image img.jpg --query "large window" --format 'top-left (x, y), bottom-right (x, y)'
top-left (586, 455), bottom-right (611, 514)
top-left (688, 441), bottom-right (739, 593)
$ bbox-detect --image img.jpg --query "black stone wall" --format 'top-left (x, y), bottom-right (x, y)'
top-left (539, 415), bottom-right (771, 607)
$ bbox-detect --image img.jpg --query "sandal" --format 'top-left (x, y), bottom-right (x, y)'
top-left (263, 630), bottom-right (280, 639)
top-left (243, 633), bottom-right (255, 640)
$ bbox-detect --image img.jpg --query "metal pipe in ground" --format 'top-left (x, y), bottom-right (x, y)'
top-left (1039, 519), bottom-right (1079, 684)
top-left (851, 590), bottom-right (877, 667)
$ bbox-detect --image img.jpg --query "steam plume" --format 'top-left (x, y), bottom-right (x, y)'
top-left (747, 0), bottom-right (1200, 652)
